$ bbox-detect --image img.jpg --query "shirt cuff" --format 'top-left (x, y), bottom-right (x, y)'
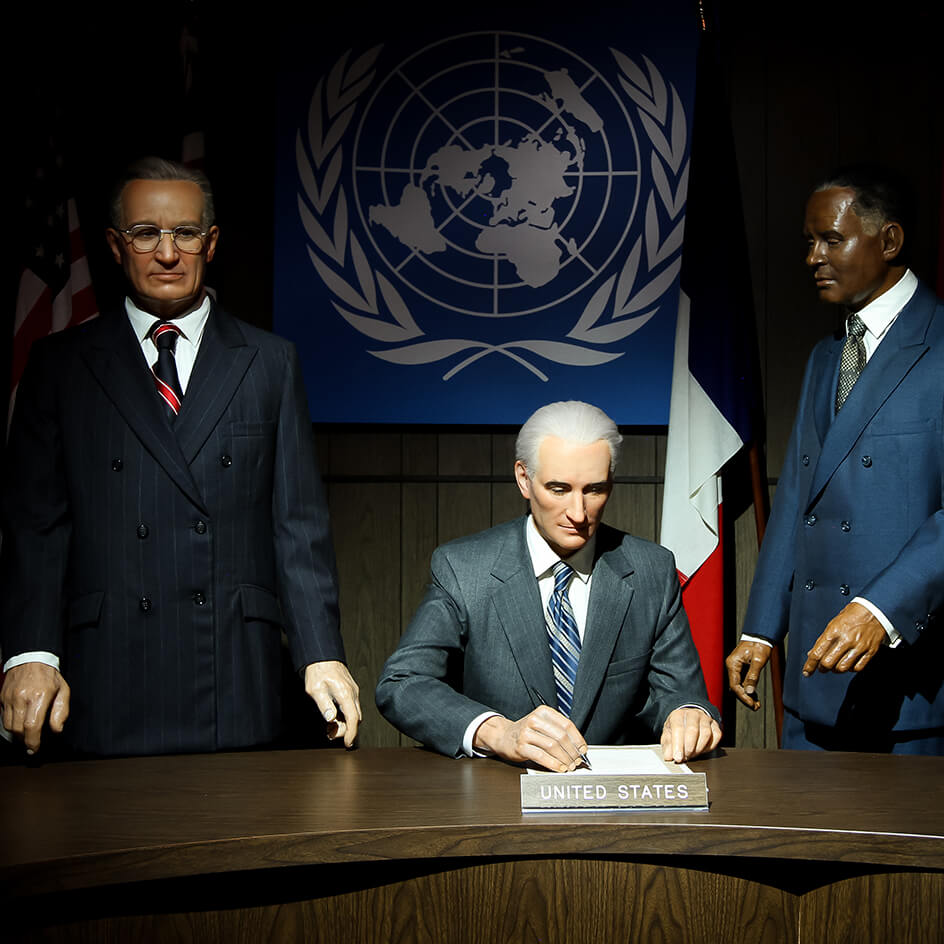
top-left (739, 634), bottom-right (773, 648)
top-left (677, 704), bottom-right (712, 718)
top-left (3, 651), bottom-right (60, 673)
top-left (462, 711), bottom-right (501, 757)
top-left (852, 597), bottom-right (901, 647)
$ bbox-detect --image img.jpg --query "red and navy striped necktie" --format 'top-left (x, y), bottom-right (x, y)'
top-left (150, 321), bottom-right (184, 420)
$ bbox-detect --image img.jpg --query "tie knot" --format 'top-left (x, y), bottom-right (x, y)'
top-left (552, 560), bottom-right (574, 591)
top-left (151, 321), bottom-right (182, 353)
top-left (846, 313), bottom-right (867, 341)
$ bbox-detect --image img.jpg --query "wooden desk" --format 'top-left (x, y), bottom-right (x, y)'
top-left (2, 748), bottom-right (942, 942)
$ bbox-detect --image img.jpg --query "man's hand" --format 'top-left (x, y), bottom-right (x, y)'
top-left (304, 661), bottom-right (362, 747)
top-left (725, 640), bottom-right (772, 710)
top-left (660, 707), bottom-right (722, 763)
top-left (1, 663), bottom-right (70, 754)
top-left (802, 602), bottom-right (887, 676)
top-left (473, 705), bottom-right (588, 772)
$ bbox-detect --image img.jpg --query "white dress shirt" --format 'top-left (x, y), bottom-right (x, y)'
top-left (125, 294), bottom-right (211, 394)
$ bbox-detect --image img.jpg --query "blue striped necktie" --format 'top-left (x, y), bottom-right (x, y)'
top-left (546, 561), bottom-right (581, 716)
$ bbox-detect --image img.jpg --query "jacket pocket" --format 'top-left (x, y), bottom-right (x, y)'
top-left (229, 421), bottom-right (276, 438)
top-left (604, 652), bottom-right (650, 678)
top-left (239, 584), bottom-right (283, 627)
top-left (67, 591), bottom-right (105, 630)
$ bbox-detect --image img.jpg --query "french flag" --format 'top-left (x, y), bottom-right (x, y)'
top-left (660, 30), bottom-right (761, 710)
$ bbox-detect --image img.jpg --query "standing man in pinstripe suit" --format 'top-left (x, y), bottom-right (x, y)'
top-left (1, 157), bottom-right (361, 758)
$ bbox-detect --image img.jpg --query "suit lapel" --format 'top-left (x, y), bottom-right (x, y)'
top-left (175, 306), bottom-right (258, 463)
top-left (489, 521), bottom-right (557, 706)
top-left (82, 310), bottom-right (207, 512)
top-left (813, 337), bottom-right (843, 445)
top-left (569, 532), bottom-right (635, 730)
top-left (807, 285), bottom-right (935, 510)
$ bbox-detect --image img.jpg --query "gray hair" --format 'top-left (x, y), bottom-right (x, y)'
top-left (515, 401), bottom-right (622, 478)
top-left (813, 164), bottom-right (911, 238)
top-left (109, 156), bottom-right (216, 230)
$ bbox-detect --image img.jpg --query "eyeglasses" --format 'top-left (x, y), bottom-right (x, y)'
top-left (116, 224), bottom-right (208, 254)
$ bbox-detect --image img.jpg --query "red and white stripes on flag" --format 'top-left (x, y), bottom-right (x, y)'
top-left (11, 197), bottom-right (98, 426)
top-left (658, 29), bottom-right (762, 710)
top-left (661, 291), bottom-right (744, 709)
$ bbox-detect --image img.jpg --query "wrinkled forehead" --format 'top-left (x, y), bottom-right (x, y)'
top-left (120, 179), bottom-right (206, 225)
top-left (534, 435), bottom-right (612, 481)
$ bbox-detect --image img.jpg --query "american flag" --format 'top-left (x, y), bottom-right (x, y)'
top-left (11, 149), bottom-right (98, 425)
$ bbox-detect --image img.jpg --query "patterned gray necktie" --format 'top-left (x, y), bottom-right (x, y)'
top-left (835, 313), bottom-right (867, 413)
top-left (546, 561), bottom-right (581, 717)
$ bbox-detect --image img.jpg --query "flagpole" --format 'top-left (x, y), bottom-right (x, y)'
top-left (748, 442), bottom-right (784, 745)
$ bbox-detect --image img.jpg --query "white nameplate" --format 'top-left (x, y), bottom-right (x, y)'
top-left (520, 745), bottom-right (708, 812)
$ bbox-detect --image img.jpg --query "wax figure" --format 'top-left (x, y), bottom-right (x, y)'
top-left (1, 157), bottom-right (361, 757)
top-left (377, 401), bottom-right (721, 772)
top-left (727, 166), bottom-right (944, 753)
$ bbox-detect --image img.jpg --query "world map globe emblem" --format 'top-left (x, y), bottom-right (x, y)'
top-left (352, 32), bottom-right (642, 319)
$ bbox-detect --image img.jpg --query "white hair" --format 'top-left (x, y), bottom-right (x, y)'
top-left (515, 401), bottom-right (622, 478)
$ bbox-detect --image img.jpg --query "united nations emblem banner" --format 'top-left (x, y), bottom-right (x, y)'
top-left (275, 6), bottom-right (699, 423)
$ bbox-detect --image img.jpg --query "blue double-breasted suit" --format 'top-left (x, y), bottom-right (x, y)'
top-left (743, 280), bottom-right (944, 742)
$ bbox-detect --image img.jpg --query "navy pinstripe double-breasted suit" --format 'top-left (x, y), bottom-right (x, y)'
top-left (0, 304), bottom-right (344, 756)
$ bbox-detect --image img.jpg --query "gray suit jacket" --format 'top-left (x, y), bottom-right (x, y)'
top-left (376, 517), bottom-right (717, 757)
top-left (0, 304), bottom-right (344, 756)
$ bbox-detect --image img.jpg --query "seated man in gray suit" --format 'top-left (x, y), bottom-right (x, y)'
top-left (376, 401), bottom-right (721, 772)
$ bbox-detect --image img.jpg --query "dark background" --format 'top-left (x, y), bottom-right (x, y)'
top-left (5, 0), bottom-right (943, 747)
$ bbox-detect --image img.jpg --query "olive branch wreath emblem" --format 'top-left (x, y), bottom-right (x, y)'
top-left (296, 45), bottom-right (688, 381)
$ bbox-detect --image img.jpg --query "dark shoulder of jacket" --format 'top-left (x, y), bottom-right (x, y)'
top-left (214, 306), bottom-right (294, 352)
top-left (24, 309), bottom-right (122, 366)
top-left (596, 524), bottom-right (674, 570)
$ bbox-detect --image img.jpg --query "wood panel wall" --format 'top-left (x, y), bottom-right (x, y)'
top-left (318, 432), bottom-right (670, 746)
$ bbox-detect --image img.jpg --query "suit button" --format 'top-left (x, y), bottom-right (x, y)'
top-left (136, 524), bottom-right (149, 539)
top-left (193, 591), bottom-right (206, 606)
top-left (804, 579), bottom-right (815, 591)
top-left (806, 514), bottom-right (817, 527)
top-left (841, 520), bottom-right (851, 532)
top-left (861, 455), bottom-right (872, 468)
top-left (840, 584), bottom-right (850, 596)
top-left (194, 520), bottom-right (207, 534)
top-left (801, 455), bottom-right (810, 466)
top-left (111, 458), bottom-right (123, 472)
top-left (916, 621), bottom-right (926, 632)
top-left (139, 597), bottom-right (152, 613)
top-left (221, 455), bottom-right (232, 468)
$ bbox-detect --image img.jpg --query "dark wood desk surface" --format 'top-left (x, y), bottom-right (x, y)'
top-left (3, 746), bottom-right (943, 900)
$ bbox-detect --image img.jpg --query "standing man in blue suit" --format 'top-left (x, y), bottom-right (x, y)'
top-left (1, 157), bottom-right (361, 758)
top-left (727, 166), bottom-right (944, 753)
top-left (377, 401), bottom-right (722, 771)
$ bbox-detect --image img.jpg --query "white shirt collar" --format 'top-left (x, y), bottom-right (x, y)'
top-left (124, 294), bottom-right (212, 347)
top-left (524, 514), bottom-right (596, 584)
top-left (852, 268), bottom-right (917, 342)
